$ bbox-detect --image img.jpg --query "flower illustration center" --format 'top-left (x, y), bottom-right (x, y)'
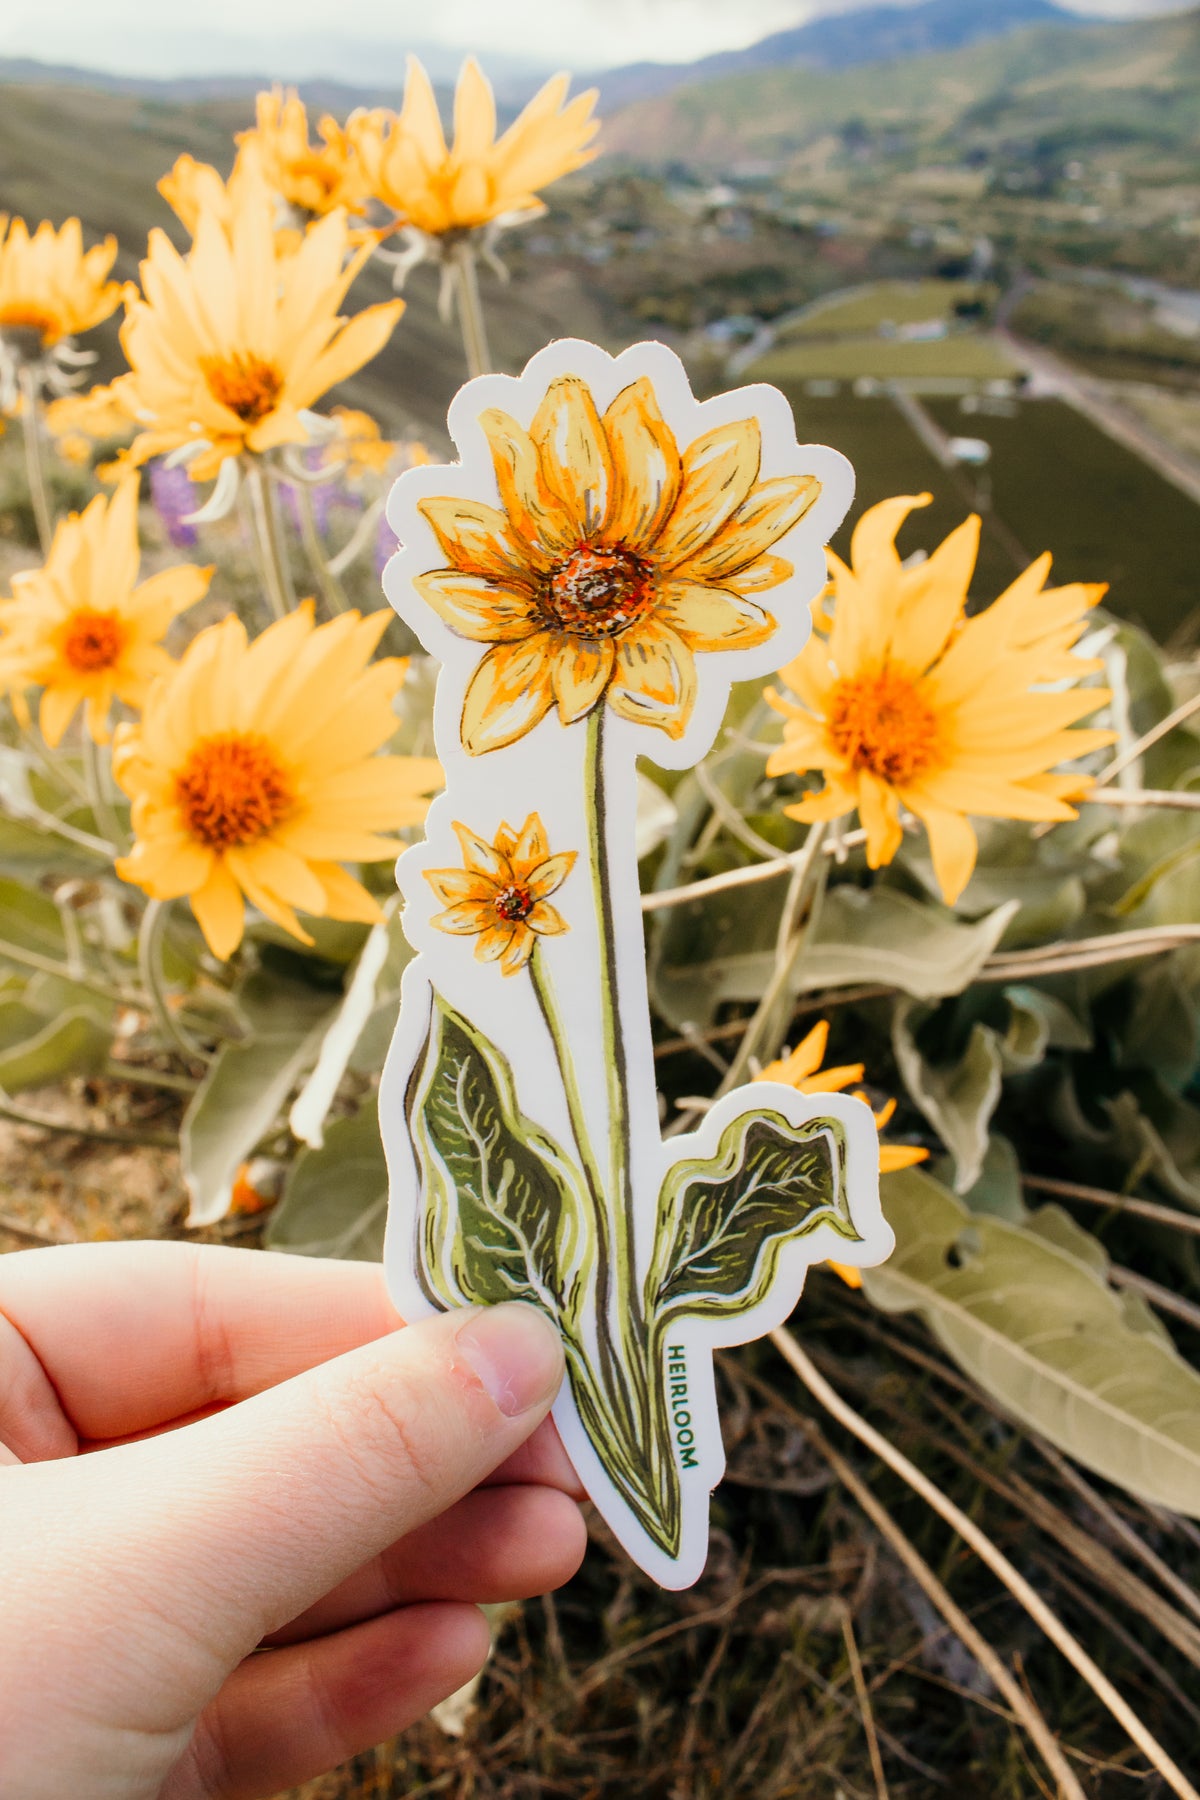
top-left (201, 352), bottom-right (285, 425)
top-left (828, 668), bottom-right (940, 787)
top-left (492, 882), bottom-right (533, 923)
top-left (61, 608), bottom-right (126, 673)
top-left (542, 544), bottom-right (655, 639)
top-left (175, 732), bottom-right (294, 850)
top-left (0, 303), bottom-right (61, 352)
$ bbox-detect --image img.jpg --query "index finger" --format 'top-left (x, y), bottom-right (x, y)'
top-left (0, 1240), bottom-right (398, 1447)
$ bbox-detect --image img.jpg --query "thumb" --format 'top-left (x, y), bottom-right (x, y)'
top-left (13, 1302), bottom-right (565, 1677)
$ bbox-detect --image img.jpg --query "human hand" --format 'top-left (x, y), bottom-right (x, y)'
top-left (0, 1241), bottom-right (585, 1799)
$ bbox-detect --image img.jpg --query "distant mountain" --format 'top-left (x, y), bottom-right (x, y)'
top-left (600, 7), bottom-right (1200, 168)
top-left (595, 0), bottom-right (1083, 110)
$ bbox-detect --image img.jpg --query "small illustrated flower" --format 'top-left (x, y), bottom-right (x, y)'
top-left (765, 493), bottom-right (1114, 905)
top-left (237, 88), bottom-right (367, 222)
top-left (416, 372), bottom-right (821, 753)
top-left (351, 57), bottom-right (599, 242)
top-left (425, 813), bottom-right (575, 975)
top-left (113, 605), bottom-right (442, 959)
top-left (0, 478), bottom-right (210, 746)
top-left (0, 216), bottom-right (127, 354)
top-left (758, 1018), bottom-right (927, 1288)
top-left (118, 156), bottom-right (404, 482)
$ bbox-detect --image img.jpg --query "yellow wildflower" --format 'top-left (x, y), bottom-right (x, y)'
top-left (351, 57), bottom-right (599, 237)
top-left (416, 371), bottom-right (821, 752)
top-left (766, 494), bottom-right (1114, 905)
top-left (44, 381), bottom-right (134, 466)
top-left (119, 156), bottom-right (403, 482)
top-left (758, 1018), bottom-right (927, 1288)
top-left (425, 813), bottom-right (575, 975)
top-left (322, 406), bottom-right (398, 478)
top-left (238, 88), bottom-right (366, 220)
top-left (113, 606), bottom-right (442, 959)
top-left (0, 216), bottom-right (127, 353)
top-left (0, 478), bottom-right (209, 746)
top-left (158, 154), bottom-right (250, 238)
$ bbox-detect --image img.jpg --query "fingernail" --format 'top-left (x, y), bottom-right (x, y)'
top-left (456, 1304), bottom-right (564, 1418)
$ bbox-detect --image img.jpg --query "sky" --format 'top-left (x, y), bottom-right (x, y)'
top-left (0, 0), bottom-right (1190, 77)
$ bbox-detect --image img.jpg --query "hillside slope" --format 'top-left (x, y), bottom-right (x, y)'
top-left (601, 9), bottom-right (1200, 166)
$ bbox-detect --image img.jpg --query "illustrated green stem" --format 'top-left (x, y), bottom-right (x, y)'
top-left (19, 368), bottom-right (53, 555)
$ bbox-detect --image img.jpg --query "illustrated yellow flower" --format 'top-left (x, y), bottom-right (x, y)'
top-left (417, 373), bottom-right (821, 752)
top-left (0, 479), bottom-right (210, 746)
top-left (425, 813), bottom-right (575, 975)
top-left (113, 605), bottom-right (442, 959)
top-left (351, 57), bottom-right (599, 237)
top-left (119, 157), bottom-right (404, 482)
top-left (238, 88), bottom-right (367, 220)
top-left (758, 1018), bottom-right (927, 1288)
top-left (0, 216), bottom-right (127, 352)
top-left (765, 494), bottom-right (1114, 905)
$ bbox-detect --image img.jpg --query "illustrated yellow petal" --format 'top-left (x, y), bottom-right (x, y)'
top-left (550, 635), bottom-right (615, 724)
top-left (656, 579), bottom-right (773, 652)
top-left (527, 901), bottom-right (568, 935)
top-left (452, 820), bottom-right (508, 881)
top-left (478, 407), bottom-right (574, 557)
top-left (461, 636), bottom-right (556, 754)
top-left (530, 375), bottom-right (614, 538)
top-left (607, 621), bottom-right (697, 740)
top-left (674, 474), bottom-right (820, 584)
top-left (417, 497), bottom-right (540, 587)
top-left (600, 376), bottom-right (681, 548)
top-left (415, 570), bottom-right (540, 642)
top-left (650, 417), bottom-right (761, 569)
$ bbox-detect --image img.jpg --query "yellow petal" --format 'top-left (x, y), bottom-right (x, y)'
top-left (191, 859), bottom-right (246, 960)
top-left (461, 636), bottom-right (556, 754)
top-left (656, 579), bottom-right (773, 652)
top-left (600, 376), bottom-right (681, 548)
top-left (651, 417), bottom-right (761, 569)
top-left (478, 407), bottom-right (573, 558)
top-left (675, 474), bottom-right (820, 584)
top-left (849, 493), bottom-right (931, 575)
top-left (905, 797), bottom-right (978, 905)
top-left (857, 771), bottom-right (904, 869)
top-left (417, 496), bottom-right (540, 586)
top-left (550, 635), bottom-right (615, 724)
top-left (415, 569), bottom-right (540, 642)
top-left (530, 375), bottom-right (614, 538)
top-left (607, 620), bottom-right (697, 740)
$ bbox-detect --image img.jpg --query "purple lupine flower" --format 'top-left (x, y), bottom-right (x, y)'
top-left (149, 458), bottom-right (198, 548)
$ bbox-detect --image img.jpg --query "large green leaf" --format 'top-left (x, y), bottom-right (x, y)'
top-left (0, 1007), bottom-right (111, 1091)
top-left (647, 1105), bottom-right (860, 1328)
top-left (181, 973), bottom-right (337, 1226)
top-left (865, 1167), bottom-right (1200, 1518)
top-left (267, 1098), bottom-right (388, 1261)
top-left (407, 994), bottom-right (584, 1317)
top-left (893, 1002), bottom-right (1004, 1194)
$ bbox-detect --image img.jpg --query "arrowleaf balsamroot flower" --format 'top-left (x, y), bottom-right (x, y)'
top-left (0, 478), bottom-right (210, 746)
top-left (758, 1018), bottom-right (927, 1287)
top-left (350, 56), bottom-right (599, 238)
top-left (426, 813), bottom-right (575, 976)
top-left (0, 216), bottom-right (127, 357)
top-left (417, 372), bottom-right (822, 752)
top-left (118, 157), bottom-right (403, 482)
top-left (113, 605), bottom-right (442, 959)
top-left (237, 88), bottom-right (367, 221)
top-left (765, 493), bottom-right (1114, 905)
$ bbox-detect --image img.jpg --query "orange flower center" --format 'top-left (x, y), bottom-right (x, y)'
top-left (175, 732), bottom-right (294, 850)
top-left (62, 608), bottom-right (126, 673)
top-left (201, 352), bottom-right (284, 425)
top-left (541, 544), bottom-right (655, 639)
top-left (0, 303), bottom-right (61, 349)
top-left (827, 668), bottom-right (940, 788)
top-left (492, 882), bottom-right (533, 923)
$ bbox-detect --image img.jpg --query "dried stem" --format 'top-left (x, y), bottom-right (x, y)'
top-left (0, 1089), bottom-right (176, 1150)
top-left (770, 1325), bottom-right (1200, 1800)
top-left (245, 459), bottom-right (292, 622)
top-left (138, 900), bottom-right (205, 1065)
top-left (1094, 687), bottom-right (1200, 786)
top-left (295, 480), bottom-right (349, 616)
top-left (841, 1612), bottom-right (889, 1800)
top-left (1021, 1172), bottom-right (1200, 1238)
top-left (452, 243), bottom-right (494, 379)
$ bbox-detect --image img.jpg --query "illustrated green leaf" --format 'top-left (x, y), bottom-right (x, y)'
top-left (181, 973), bottom-right (337, 1226)
top-left (864, 1167), bottom-right (1200, 1518)
top-left (648, 1105), bottom-right (860, 1326)
top-left (407, 993), bottom-right (584, 1317)
top-left (267, 1097), bottom-right (388, 1261)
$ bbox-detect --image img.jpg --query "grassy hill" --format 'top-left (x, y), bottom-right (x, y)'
top-left (601, 9), bottom-right (1200, 168)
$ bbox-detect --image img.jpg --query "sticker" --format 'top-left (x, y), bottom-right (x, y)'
top-left (380, 338), bottom-right (892, 1588)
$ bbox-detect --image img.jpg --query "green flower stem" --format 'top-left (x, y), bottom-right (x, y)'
top-left (82, 731), bottom-right (125, 853)
top-left (295, 479), bottom-right (350, 617)
top-left (18, 369), bottom-right (54, 556)
top-left (451, 243), bottom-right (494, 380)
top-left (0, 932), bottom-right (144, 1009)
top-left (716, 819), bottom-right (828, 1096)
top-left (245, 459), bottom-right (292, 622)
top-left (138, 899), bottom-right (204, 1064)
